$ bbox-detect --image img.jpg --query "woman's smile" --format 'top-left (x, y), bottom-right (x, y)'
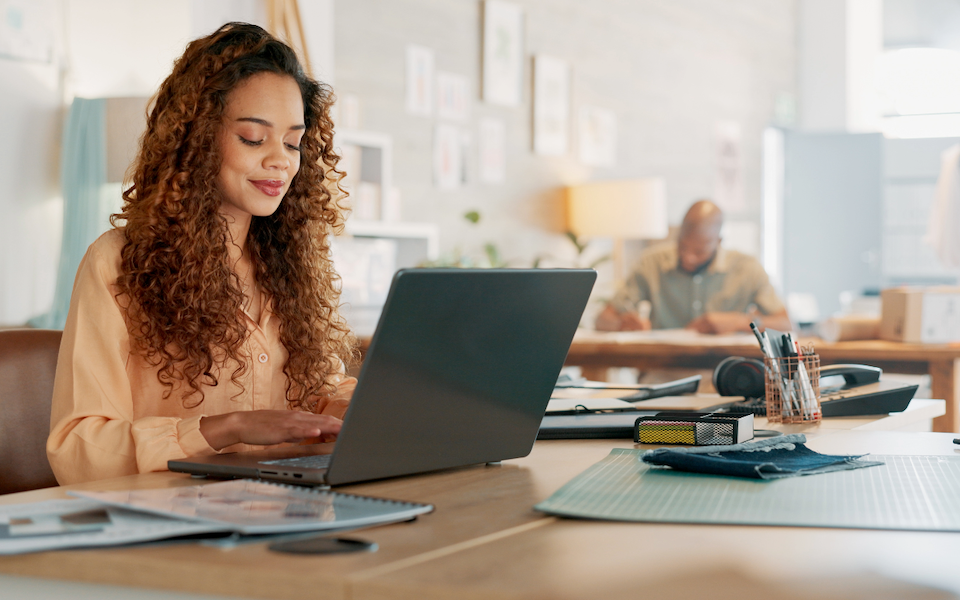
top-left (250, 179), bottom-right (286, 197)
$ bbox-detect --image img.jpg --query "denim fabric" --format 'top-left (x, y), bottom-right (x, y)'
top-left (641, 433), bottom-right (882, 480)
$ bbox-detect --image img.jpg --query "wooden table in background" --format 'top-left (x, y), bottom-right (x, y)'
top-left (563, 333), bottom-right (960, 434)
top-left (356, 331), bottom-right (960, 434)
top-left (0, 401), bottom-right (953, 600)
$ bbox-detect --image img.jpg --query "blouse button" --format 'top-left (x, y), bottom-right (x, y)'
top-left (258, 353), bottom-right (269, 363)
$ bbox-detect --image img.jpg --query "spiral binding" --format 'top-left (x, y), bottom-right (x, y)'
top-left (251, 479), bottom-right (429, 508)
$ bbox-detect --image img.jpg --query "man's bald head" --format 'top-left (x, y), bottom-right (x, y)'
top-left (677, 200), bottom-right (723, 273)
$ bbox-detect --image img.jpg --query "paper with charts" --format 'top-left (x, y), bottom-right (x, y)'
top-left (72, 479), bottom-right (433, 535)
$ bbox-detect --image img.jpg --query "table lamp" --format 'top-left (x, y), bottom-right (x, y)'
top-left (566, 178), bottom-right (668, 281)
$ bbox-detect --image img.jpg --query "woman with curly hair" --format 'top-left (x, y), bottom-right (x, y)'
top-left (47, 22), bottom-right (356, 484)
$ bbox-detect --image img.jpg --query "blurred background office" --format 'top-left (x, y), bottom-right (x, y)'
top-left (1, 0), bottom-right (958, 335)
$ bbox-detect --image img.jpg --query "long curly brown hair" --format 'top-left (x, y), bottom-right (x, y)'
top-left (111, 22), bottom-right (355, 407)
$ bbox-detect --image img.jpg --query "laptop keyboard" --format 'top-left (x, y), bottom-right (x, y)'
top-left (260, 454), bottom-right (332, 469)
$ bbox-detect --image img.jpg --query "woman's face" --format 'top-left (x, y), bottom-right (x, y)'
top-left (217, 72), bottom-right (305, 222)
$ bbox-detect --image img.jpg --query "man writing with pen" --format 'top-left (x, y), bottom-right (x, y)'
top-left (595, 200), bottom-right (792, 334)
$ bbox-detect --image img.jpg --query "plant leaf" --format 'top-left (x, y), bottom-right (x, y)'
top-left (564, 231), bottom-right (587, 254)
top-left (484, 243), bottom-right (505, 268)
top-left (588, 254), bottom-right (611, 269)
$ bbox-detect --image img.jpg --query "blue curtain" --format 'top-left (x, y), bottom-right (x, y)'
top-left (30, 98), bottom-right (107, 330)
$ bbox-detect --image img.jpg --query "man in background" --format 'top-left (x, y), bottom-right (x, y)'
top-left (595, 200), bottom-right (791, 334)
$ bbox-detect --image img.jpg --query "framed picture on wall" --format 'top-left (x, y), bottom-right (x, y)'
top-left (0, 0), bottom-right (55, 63)
top-left (714, 120), bottom-right (744, 211)
top-left (434, 124), bottom-right (464, 189)
top-left (533, 54), bottom-right (570, 156)
top-left (478, 117), bottom-right (506, 184)
top-left (578, 106), bottom-right (617, 168)
top-left (482, 0), bottom-right (524, 107)
top-left (406, 44), bottom-right (434, 116)
top-left (437, 71), bottom-right (470, 121)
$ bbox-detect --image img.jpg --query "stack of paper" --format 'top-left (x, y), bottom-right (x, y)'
top-left (0, 479), bottom-right (433, 555)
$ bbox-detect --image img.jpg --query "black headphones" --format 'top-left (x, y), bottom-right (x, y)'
top-left (713, 356), bottom-right (766, 399)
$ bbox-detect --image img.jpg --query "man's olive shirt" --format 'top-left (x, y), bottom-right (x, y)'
top-left (610, 243), bottom-right (785, 329)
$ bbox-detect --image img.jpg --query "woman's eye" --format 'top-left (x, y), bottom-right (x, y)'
top-left (239, 136), bottom-right (263, 146)
top-left (286, 142), bottom-right (301, 152)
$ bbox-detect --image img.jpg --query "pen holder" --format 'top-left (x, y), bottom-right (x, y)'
top-left (763, 354), bottom-right (821, 424)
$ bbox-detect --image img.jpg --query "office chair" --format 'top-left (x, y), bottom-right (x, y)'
top-left (0, 329), bottom-right (62, 494)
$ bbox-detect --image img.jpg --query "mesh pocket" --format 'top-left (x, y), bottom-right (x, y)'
top-left (634, 414), bottom-right (749, 445)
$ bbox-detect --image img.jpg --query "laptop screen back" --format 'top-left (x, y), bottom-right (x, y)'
top-left (325, 268), bottom-right (596, 485)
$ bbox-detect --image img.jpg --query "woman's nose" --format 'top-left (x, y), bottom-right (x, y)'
top-left (263, 142), bottom-right (291, 170)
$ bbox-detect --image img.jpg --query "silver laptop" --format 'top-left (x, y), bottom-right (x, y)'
top-left (169, 268), bottom-right (596, 486)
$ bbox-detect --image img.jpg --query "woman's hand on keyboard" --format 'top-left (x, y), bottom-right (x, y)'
top-left (297, 377), bottom-right (357, 444)
top-left (199, 410), bottom-right (343, 450)
top-left (313, 376), bottom-right (356, 421)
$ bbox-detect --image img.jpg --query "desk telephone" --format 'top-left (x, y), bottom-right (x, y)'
top-left (712, 361), bottom-right (918, 417)
top-left (540, 365), bottom-right (919, 439)
top-left (817, 364), bottom-right (918, 417)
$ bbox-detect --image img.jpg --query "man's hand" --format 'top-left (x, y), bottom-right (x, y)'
top-left (595, 305), bottom-right (651, 332)
top-left (199, 410), bottom-right (343, 451)
top-left (685, 312), bottom-right (752, 334)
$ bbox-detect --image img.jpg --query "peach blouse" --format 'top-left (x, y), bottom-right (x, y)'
top-left (47, 229), bottom-right (335, 485)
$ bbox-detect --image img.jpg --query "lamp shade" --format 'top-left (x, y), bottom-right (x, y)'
top-left (566, 178), bottom-right (668, 239)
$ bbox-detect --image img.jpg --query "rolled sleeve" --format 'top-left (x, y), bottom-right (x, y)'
top-left (131, 415), bottom-right (215, 473)
top-left (177, 415), bottom-right (216, 457)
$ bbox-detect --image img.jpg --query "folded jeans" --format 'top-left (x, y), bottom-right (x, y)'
top-left (640, 433), bottom-right (882, 480)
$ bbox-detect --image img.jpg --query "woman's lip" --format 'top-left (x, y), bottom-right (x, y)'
top-left (250, 179), bottom-right (285, 197)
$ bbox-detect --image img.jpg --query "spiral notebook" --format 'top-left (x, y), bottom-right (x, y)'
top-left (71, 479), bottom-right (433, 535)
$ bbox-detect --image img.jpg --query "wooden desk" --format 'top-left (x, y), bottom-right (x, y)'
top-left (0, 401), bottom-right (951, 600)
top-left (563, 331), bottom-right (960, 433)
top-left (358, 435), bottom-right (960, 600)
top-left (356, 432), bottom-right (960, 600)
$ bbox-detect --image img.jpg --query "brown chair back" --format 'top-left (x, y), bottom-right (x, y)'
top-left (0, 329), bottom-right (62, 494)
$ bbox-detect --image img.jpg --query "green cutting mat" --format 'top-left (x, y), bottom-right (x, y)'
top-left (535, 449), bottom-right (960, 531)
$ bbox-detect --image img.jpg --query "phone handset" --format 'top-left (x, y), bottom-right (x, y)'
top-left (819, 364), bottom-right (882, 387)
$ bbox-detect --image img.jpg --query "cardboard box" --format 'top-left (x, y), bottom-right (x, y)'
top-left (880, 287), bottom-right (960, 343)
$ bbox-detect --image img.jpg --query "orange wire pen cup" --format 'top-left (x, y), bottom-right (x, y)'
top-left (764, 354), bottom-right (821, 424)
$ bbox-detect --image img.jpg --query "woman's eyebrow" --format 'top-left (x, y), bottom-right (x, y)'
top-left (236, 116), bottom-right (306, 130)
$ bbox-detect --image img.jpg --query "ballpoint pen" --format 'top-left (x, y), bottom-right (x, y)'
top-left (751, 322), bottom-right (792, 417)
top-left (778, 333), bottom-right (799, 416)
top-left (782, 332), bottom-right (817, 419)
